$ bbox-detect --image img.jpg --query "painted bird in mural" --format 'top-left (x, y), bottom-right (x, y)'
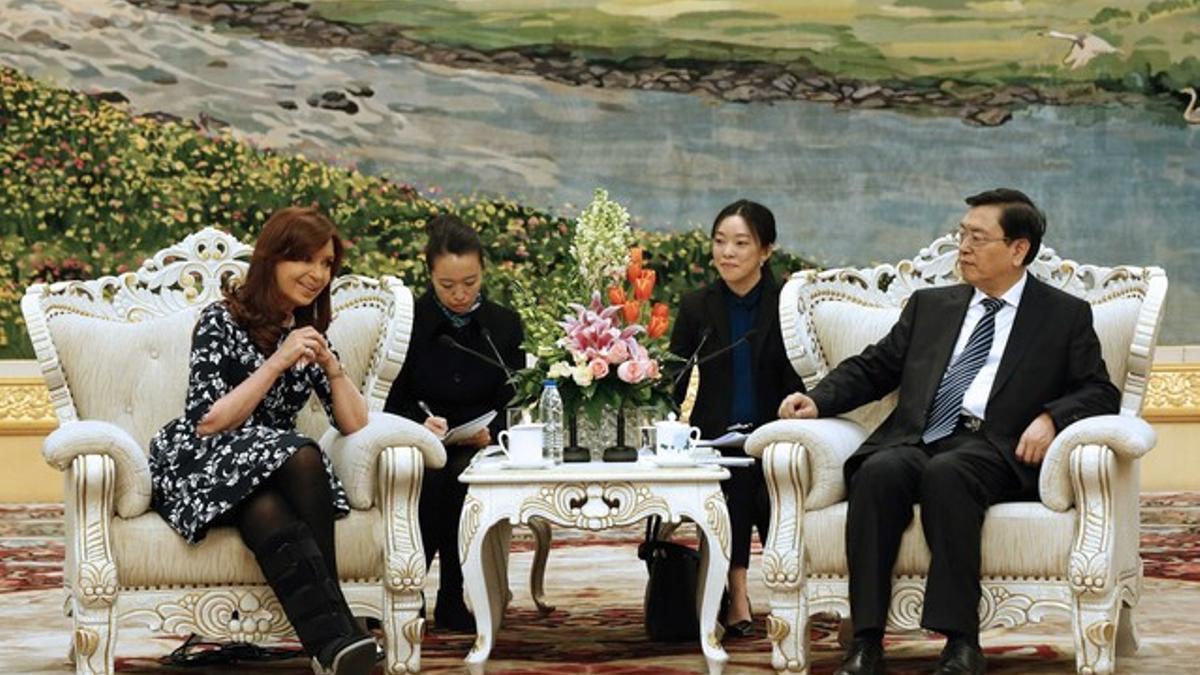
top-left (1041, 30), bottom-right (1120, 69)
top-left (1181, 87), bottom-right (1200, 124)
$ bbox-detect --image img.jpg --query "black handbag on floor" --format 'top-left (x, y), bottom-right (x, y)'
top-left (637, 515), bottom-right (700, 641)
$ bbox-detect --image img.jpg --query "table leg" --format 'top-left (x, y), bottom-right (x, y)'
top-left (691, 494), bottom-right (731, 675)
top-left (485, 520), bottom-right (514, 609)
top-left (528, 517), bottom-right (555, 615)
top-left (483, 520), bottom-right (512, 619)
top-left (462, 504), bottom-right (509, 674)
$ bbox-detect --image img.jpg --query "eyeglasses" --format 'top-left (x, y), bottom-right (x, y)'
top-left (953, 227), bottom-right (1011, 249)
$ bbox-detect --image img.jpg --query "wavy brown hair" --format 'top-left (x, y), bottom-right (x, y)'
top-left (225, 207), bottom-right (344, 353)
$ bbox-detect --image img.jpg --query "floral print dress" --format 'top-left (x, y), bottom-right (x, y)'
top-left (149, 301), bottom-right (350, 544)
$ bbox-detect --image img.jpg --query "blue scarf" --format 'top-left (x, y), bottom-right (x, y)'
top-left (434, 293), bottom-right (483, 329)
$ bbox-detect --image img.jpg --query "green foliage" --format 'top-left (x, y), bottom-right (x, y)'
top-left (1091, 7), bottom-right (1133, 24)
top-left (0, 67), bottom-right (816, 359)
top-left (1140, 0), bottom-right (1197, 22)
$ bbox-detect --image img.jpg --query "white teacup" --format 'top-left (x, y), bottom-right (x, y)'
top-left (653, 415), bottom-right (701, 462)
top-left (497, 423), bottom-right (545, 466)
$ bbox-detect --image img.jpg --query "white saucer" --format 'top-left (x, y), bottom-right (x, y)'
top-left (651, 454), bottom-right (699, 467)
top-left (498, 458), bottom-right (554, 470)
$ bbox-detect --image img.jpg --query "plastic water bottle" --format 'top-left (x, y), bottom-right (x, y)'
top-left (539, 380), bottom-right (564, 464)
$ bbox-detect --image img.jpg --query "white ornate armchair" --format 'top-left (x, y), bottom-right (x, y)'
top-left (21, 228), bottom-right (446, 675)
top-left (745, 235), bottom-right (1167, 674)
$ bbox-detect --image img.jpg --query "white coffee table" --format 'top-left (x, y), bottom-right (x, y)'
top-left (457, 458), bottom-right (733, 674)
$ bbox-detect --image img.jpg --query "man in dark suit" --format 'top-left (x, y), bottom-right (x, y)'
top-left (778, 188), bottom-right (1120, 675)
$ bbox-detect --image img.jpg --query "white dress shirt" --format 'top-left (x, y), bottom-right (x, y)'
top-left (947, 273), bottom-right (1028, 420)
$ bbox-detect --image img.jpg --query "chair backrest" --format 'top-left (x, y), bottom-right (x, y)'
top-left (21, 227), bottom-right (414, 450)
top-left (779, 234), bottom-right (1168, 432)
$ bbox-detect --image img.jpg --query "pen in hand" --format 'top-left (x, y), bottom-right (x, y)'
top-left (418, 401), bottom-right (448, 440)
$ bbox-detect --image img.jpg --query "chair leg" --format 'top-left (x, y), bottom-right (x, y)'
top-left (71, 603), bottom-right (116, 675)
top-left (1115, 601), bottom-right (1138, 657)
top-left (67, 455), bottom-right (120, 675)
top-left (383, 588), bottom-right (425, 675)
top-left (1072, 595), bottom-right (1120, 675)
top-left (380, 446), bottom-right (427, 674)
top-left (766, 590), bottom-right (810, 674)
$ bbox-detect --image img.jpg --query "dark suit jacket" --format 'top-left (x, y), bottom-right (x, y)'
top-left (669, 274), bottom-right (806, 441)
top-left (384, 290), bottom-right (525, 441)
top-left (807, 275), bottom-right (1121, 489)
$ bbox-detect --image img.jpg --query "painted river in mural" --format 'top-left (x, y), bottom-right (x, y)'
top-left (1, 0), bottom-right (1196, 342)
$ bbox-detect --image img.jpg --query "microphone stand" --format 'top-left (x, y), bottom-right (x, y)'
top-left (670, 327), bottom-right (711, 391)
top-left (690, 328), bottom-right (758, 368)
top-left (480, 328), bottom-right (516, 381)
top-left (437, 334), bottom-right (509, 372)
top-left (602, 405), bottom-right (639, 463)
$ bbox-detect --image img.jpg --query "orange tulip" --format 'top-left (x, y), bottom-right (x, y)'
top-left (651, 302), bottom-right (669, 319)
top-left (607, 285), bottom-right (627, 306)
top-left (647, 313), bottom-right (669, 339)
top-left (626, 260), bottom-right (642, 285)
top-left (623, 300), bottom-right (642, 324)
top-left (626, 247), bottom-right (644, 285)
top-left (633, 269), bottom-right (656, 301)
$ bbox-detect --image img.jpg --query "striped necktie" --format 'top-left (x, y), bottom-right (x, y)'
top-left (922, 297), bottom-right (1006, 444)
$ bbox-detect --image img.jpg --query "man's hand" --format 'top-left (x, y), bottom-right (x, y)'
top-left (778, 392), bottom-right (819, 420)
top-left (1015, 412), bottom-right (1056, 465)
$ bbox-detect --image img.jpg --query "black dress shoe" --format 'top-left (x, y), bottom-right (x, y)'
top-left (720, 593), bottom-right (754, 637)
top-left (724, 618), bottom-right (754, 638)
top-left (932, 639), bottom-right (986, 675)
top-left (834, 639), bottom-right (886, 675)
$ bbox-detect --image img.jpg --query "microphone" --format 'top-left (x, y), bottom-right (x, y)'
top-left (437, 334), bottom-right (509, 374)
top-left (670, 326), bottom-right (712, 389)
top-left (691, 328), bottom-right (759, 368)
top-left (481, 327), bottom-right (515, 380)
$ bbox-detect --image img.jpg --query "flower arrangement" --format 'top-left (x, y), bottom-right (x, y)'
top-left (512, 191), bottom-right (678, 423)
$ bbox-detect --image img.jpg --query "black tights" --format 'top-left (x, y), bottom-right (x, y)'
top-left (229, 445), bottom-right (339, 577)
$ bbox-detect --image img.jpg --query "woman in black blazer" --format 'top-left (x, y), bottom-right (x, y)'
top-left (384, 214), bottom-right (525, 633)
top-left (669, 199), bottom-right (805, 637)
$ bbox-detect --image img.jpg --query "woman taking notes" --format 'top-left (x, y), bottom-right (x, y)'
top-left (384, 214), bottom-right (525, 633)
top-left (668, 199), bottom-right (805, 637)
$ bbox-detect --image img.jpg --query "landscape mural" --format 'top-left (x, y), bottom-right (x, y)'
top-left (1, 0), bottom-right (1197, 357)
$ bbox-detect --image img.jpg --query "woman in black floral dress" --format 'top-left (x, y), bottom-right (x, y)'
top-left (149, 207), bottom-right (375, 675)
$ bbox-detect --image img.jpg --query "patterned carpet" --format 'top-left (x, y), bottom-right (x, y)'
top-left (1, 495), bottom-right (1198, 673)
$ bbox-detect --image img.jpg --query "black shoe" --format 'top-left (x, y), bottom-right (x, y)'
top-left (834, 638), bottom-right (886, 675)
top-left (433, 591), bottom-right (477, 633)
top-left (721, 596), bottom-right (753, 638)
top-left (724, 618), bottom-right (754, 638)
top-left (932, 639), bottom-right (986, 675)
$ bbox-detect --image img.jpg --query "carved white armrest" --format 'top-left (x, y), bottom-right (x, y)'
top-left (1039, 414), bottom-right (1156, 512)
top-left (43, 420), bottom-right (151, 518)
top-left (322, 411), bottom-right (446, 509)
top-left (746, 418), bottom-right (868, 510)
